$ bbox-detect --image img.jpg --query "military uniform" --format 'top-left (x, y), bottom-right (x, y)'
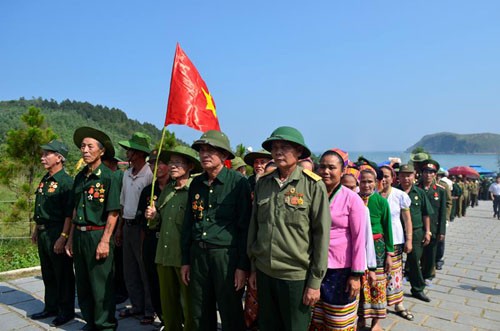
top-left (182, 131), bottom-right (251, 331)
top-left (72, 127), bottom-right (120, 331)
top-left (247, 126), bottom-right (331, 331)
top-left (419, 181), bottom-right (447, 279)
top-left (34, 167), bottom-right (75, 319)
top-left (397, 183), bottom-right (433, 295)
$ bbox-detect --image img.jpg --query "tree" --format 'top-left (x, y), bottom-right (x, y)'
top-left (0, 106), bottom-right (56, 227)
top-left (234, 143), bottom-right (246, 157)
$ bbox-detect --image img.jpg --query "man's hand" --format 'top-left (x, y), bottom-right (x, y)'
top-left (423, 232), bottom-right (431, 246)
top-left (181, 265), bottom-right (190, 286)
top-left (96, 241), bottom-right (110, 260)
top-left (65, 239), bottom-right (73, 257)
top-left (438, 234), bottom-right (445, 241)
top-left (302, 287), bottom-right (320, 307)
top-left (234, 269), bottom-right (246, 291)
top-left (368, 271), bottom-right (376, 285)
top-left (31, 229), bottom-right (38, 245)
top-left (53, 237), bottom-right (66, 254)
top-left (345, 276), bottom-right (361, 299)
top-left (145, 206), bottom-right (157, 221)
top-left (248, 271), bottom-right (257, 290)
top-left (404, 240), bottom-right (413, 254)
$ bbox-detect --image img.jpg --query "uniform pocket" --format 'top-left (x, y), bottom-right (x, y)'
top-left (256, 197), bottom-right (270, 223)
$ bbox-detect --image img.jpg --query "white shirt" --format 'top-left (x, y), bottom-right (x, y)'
top-left (365, 206), bottom-right (377, 270)
top-left (385, 187), bottom-right (411, 245)
top-left (120, 163), bottom-right (153, 219)
top-left (489, 182), bottom-right (500, 196)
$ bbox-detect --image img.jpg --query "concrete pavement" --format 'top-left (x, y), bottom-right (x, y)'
top-left (1, 200), bottom-right (500, 330)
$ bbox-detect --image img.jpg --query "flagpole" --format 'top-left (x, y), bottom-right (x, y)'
top-left (149, 126), bottom-right (168, 208)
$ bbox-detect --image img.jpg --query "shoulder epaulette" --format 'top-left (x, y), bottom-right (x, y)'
top-left (303, 168), bottom-right (321, 182)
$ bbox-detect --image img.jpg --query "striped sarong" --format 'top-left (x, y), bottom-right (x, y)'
top-left (358, 237), bottom-right (387, 319)
top-left (310, 268), bottom-right (359, 331)
top-left (386, 244), bottom-right (404, 306)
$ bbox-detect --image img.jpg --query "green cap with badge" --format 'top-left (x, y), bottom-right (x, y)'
top-left (421, 159), bottom-right (440, 172)
top-left (40, 140), bottom-right (69, 158)
top-left (118, 132), bottom-right (151, 154)
top-left (399, 163), bottom-right (415, 173)
top-left (262, 126), bottom-right (311, 159)
top-left (73, 126), bottom-right (115, 160)
top-left (191, 130), bottom-right (235, 160)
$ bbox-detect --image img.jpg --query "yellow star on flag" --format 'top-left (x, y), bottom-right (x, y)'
top-left (201, 87), bottom-right (217, 118)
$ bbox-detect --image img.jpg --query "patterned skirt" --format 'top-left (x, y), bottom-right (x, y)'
top-left (386, 244), bottom-right (404, 306)
top-left (359, 237), bottom-right (387, 319)
top-left (310, 268), bottom-right (359, 331)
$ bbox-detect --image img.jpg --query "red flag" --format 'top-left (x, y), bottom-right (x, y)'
top-left (165, 43), bottom-right (221, 132)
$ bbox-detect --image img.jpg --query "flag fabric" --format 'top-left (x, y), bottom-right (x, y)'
top-left (165, 43), bottom-right (221, 132)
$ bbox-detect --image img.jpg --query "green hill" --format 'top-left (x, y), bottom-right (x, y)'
top-left (406, 132), bottom-right (500, 154)
top-left (0, 98), bottom-right (184, 163)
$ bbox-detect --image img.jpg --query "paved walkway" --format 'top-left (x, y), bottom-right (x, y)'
top-left (1, 200), bottom-right (500, 330)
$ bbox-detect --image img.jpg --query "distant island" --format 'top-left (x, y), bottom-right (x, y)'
top-left (406, 132), bottom-right (500, 154)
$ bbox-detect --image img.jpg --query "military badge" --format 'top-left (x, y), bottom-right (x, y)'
top-left (37, 182), bottom-right (44, 193)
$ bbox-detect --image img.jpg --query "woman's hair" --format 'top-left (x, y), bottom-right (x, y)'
top-left (320, 150), bottom-right (345, 171)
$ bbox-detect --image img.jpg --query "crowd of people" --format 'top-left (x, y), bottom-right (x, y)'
top-left (30, 125), bottom-right (500, 331)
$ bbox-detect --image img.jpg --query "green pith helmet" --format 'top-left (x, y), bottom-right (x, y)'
top-left (410, 152), bottom-right (430, 163)
top-left (73, 126), bottom-right (115, 160)
top-left (191, 130), bottom-right (235, 160)
top-left (231, 156), bottom-right (246, 170)
top-left (399, 163), bottom-right (415, 173)
top-left (262, 126), bottom-right (311, 159)
top-left (164, 145), bottom-right (203, 174)
top-left (243, 149), bottom-right (272, 167)
top-left (118, 132), bottom-right (151, 154)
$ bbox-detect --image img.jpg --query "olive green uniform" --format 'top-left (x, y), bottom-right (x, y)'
top-left (420, 182), bottom-right (447, 280)
top-left (398, 184), bottom-right (433, 294)
top-left (34, 169), bottom-right (75, 317)
top-left (248, 167), bottom-right (331, 331)
top-left (181, 167), bottom-right (251, 331)
top-left (155, 179), bottom-right (192, 331)
top-left (72, 163), bottom-right (121, 330)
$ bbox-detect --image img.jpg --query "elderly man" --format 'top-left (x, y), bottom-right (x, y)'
top-left (397, 164), bottom-right (433, 303)
top-left (115, 132), bottom-right (155, 323)
top-left (244, 149), bottom-right (272, 192)
top-left (66, 127), bottom-right (121, 331)
top-left (181, 130), bottom-right (251, 331)
top-left (247, 126), bottom-right (331, 331)
top-left (30, 140), bottom-right (75, 327)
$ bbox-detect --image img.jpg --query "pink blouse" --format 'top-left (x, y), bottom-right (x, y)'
top-left (328, 186), bottom-right (367, 273)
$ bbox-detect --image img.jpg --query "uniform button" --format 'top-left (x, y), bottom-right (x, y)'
top-left (203, 232), bottom-right (207, 236)
top-left (209, 204), bottom-right (212, 208)
top-left (207, 218), bottom-right (210, 221)
top-left (166, 232), bottom-right (169, 235)
top-left (79, 217), bottom-right (82, 220)
top-left (168, 217), bottom-right (171, 220)
top-left (209, 190), bottom-right (213, 193)
top-left (82, 204), bottom-right (85, 207)
top-left (164, 245), bottom-right (167, 248)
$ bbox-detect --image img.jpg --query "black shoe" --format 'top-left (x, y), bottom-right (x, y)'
top-left (412, 291), bottom-right (431, 302)
top-left (30, 310), bottom-right (57, 320)
top-left (50, 314), bottom-right (75, 327)
top-left (436, 265), bottom-right (442, 270)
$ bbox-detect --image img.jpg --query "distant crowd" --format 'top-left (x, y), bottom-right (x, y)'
top-left (30, 125), bottom-right (500, 331)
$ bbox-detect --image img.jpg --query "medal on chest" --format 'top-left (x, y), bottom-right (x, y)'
top-left (47, 181), bottom-right (58, 193)
top-left (192, 193), bottom-right (204, 219)
top-left (87, 184), bottom-right (105, 203)
top-left (284, 187), bottom-right (304, 206)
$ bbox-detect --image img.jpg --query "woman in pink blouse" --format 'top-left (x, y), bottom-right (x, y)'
top-left (309, 149), bottom-right (366, 331)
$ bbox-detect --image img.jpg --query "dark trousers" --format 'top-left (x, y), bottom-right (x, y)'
top-left (73, 229), bottom-right (116, 331)
top-left (493, 196), bottom-right (500, 216)
top-left (470, 194), bottom-right (478, 207)
top-left (421, 236), bottom-right (437, 280)
top-left (189, 244), bottom-right (244, 331)
top-left (114, 245), bottom-right (128, 303)
top-left (37, 226), bottom-right (75, 317)
top-left (142, 230), bottom-right (162, 319)
top-left (406, 228), bottom-right (426, 293)
top-left (450, 199), bottom-right (457, 221)
top-left (436, 239), bottom-right (445, 268)
top-left (256, 269), bottom-right (311, 331)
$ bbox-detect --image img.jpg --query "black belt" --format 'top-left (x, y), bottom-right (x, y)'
top-left (36, 223), bottom-right (61, 231)
top-left (145, 229), bottom-right (160, 238)
top-left (123, 218), bottom-right (138, 226)
top-left (194, 240), bottom-right (229, 250)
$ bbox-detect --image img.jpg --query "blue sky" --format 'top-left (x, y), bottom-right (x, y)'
top-left (1, 1), bottom-right (499, 152)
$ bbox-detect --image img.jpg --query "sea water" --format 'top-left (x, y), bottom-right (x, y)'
top-left (315, 151), bottom-right (500, 173)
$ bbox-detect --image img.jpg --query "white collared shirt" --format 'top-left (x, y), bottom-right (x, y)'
top-left (120, 163), bottom-right (153, 219)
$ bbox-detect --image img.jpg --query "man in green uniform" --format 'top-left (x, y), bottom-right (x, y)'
top-left (146, 145), bottom-right (201, 331)
top-left (247, 126), bottom-right (331, 331)
top-left (418, 160), bottom-right (447, 281)
top-left (397, 164), bottom-right (433, 302)
top-left (65, 127), bottom-right (121, 331)
top-left (243, 149), bottom-right (272, 192)
top-left (456, 176), bottom-right (466, 217)
top-left (181, 130), bottom-right (251, 331)
top-left (30, 140), bottom-right (75, 327)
